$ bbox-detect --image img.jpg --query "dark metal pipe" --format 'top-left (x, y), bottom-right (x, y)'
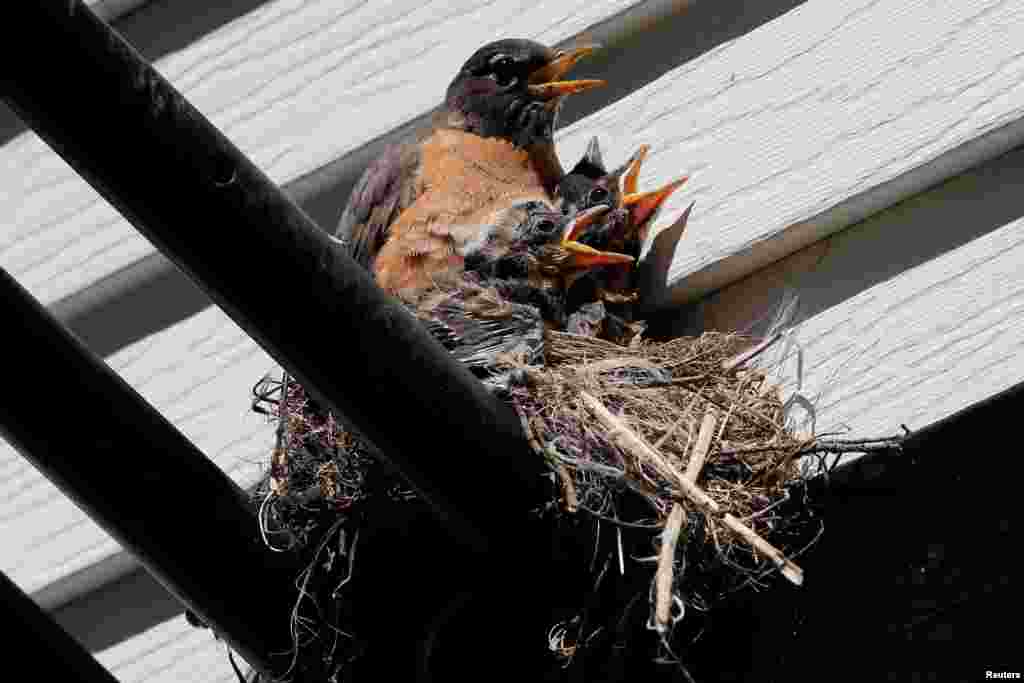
top-left (1, 569), bottom-right (122, 683)
top-left (2, 1), bottom-right (545, 552)
top-left (0, 269), bottom-right (297, 676)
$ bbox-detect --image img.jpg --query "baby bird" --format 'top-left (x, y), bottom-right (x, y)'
top-left (409, 204), bottom-right (629, 386)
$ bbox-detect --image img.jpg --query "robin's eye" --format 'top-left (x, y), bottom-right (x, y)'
top-left (588, 187), bottom-right (610, 205)
top-left (490, 55), bottom-right (517, 86)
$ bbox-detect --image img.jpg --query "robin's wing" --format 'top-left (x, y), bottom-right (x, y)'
top-left (335, 142), bottom-right (421, 270)
top-left (414, 283), bottom-right (545, 373)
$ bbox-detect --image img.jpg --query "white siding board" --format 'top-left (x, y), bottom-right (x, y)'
top-left (762, 218), bottom-right (1024, 440)
top-left (554, 0), bottom-right (1024, 305)
top-left (97, 616), bottom-right (238, 683)
top-left (1, 0), bottom-right (646, 307)
top-left (0, 307), bottom-right (276, 597)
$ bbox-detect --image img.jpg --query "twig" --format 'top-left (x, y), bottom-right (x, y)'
top-left (720, 513), bottom-right (802, 584)
top-left (557, 462), bottom-right (579, 513)
top-left (513, 402), bottom-right (546, 458)
top-left (572, 357), bottom-right (656, 375)
top-left (632, 374), bottom-right (708, 389)
top-left (580, 393), bottom-right (715, 508)
top-left (670, 374), bottom-right (708, 385)
top-left (744, 489), bottom-right (790, 521)
top-left (653, 414), bottom-right (693, 451)
top-left (684, 408), bottom-right (717, 483)
top-left (654, 503), bottom-right (686, 632)
top-left (797, 437), bottom-right (904, 457)
top-left (653, 388), bottom-right (703, 450)
top-left (580, 391), bottom-right (803, 586)
top-left (715, 399), bottom-right (735, 444)
top-left (716, 435), bottom-right (904, 458)
top-left (654, 408), bottom-right (715, 635)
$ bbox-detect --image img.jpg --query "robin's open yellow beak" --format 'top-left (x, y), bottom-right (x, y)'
top-left (561, 241), bottom-right (635, 269)
top-left (562, 204), bottom-right (609, 243)
top-left (559, 205), bottom-right (634, 270)
top-left (527, 80), bottom-right (606, 99)
top-left (622, 176), bottom-right (689, 232)
top-left (622, 145), bottom-right (651, 195)
top-left (526, 45), bottom-right (605, 99)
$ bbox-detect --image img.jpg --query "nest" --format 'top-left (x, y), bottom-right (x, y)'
top-left (498, 331), bottom-right (821, 672)
top-left (249, 377), bottom-right (407, 681)
top-left (244, 328), bottom-right (904, 681)
top-left (510, 329), bottom-right (803, 532)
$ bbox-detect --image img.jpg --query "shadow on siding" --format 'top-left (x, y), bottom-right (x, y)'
top-left (53, 567), bottom-right (181, 653)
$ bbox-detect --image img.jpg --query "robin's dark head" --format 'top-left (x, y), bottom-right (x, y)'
top-left (557, 137), bottom-right (620, 220)
top-left (442, 40), bottom-right (604, 148)
top-left (556, 138), bottom-right (647, 251)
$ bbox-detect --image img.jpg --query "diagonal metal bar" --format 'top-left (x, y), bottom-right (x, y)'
top-left (2, 1), bottom-right (546, 554)
top-left (1, 568), bottom-right (122, 683)
top-left (0, 268), bottom-right (298, 676)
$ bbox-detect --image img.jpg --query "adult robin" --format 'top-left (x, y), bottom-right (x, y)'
top-left (336, 39), bottom-right (605, 298)
top-left (411, 204), bottom-right (630, 384)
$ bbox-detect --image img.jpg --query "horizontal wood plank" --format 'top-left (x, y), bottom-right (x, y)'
top-left (768, 217), bottom-right (1024, 439)
top-left (0, 0), bottom-right (648, 308)
top-left (687, 144), bottom-right (1024, 440)
top-left (555, 0), bottom-right (1024, 305)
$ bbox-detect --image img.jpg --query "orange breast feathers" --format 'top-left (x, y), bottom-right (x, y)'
top-left (373, 130), bottom-right (554, 297)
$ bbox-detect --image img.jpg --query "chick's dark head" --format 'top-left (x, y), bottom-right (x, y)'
top-left (556, 136), bottom-right (621, 219)
top-left (459, 202), bottom-right (633, 326)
